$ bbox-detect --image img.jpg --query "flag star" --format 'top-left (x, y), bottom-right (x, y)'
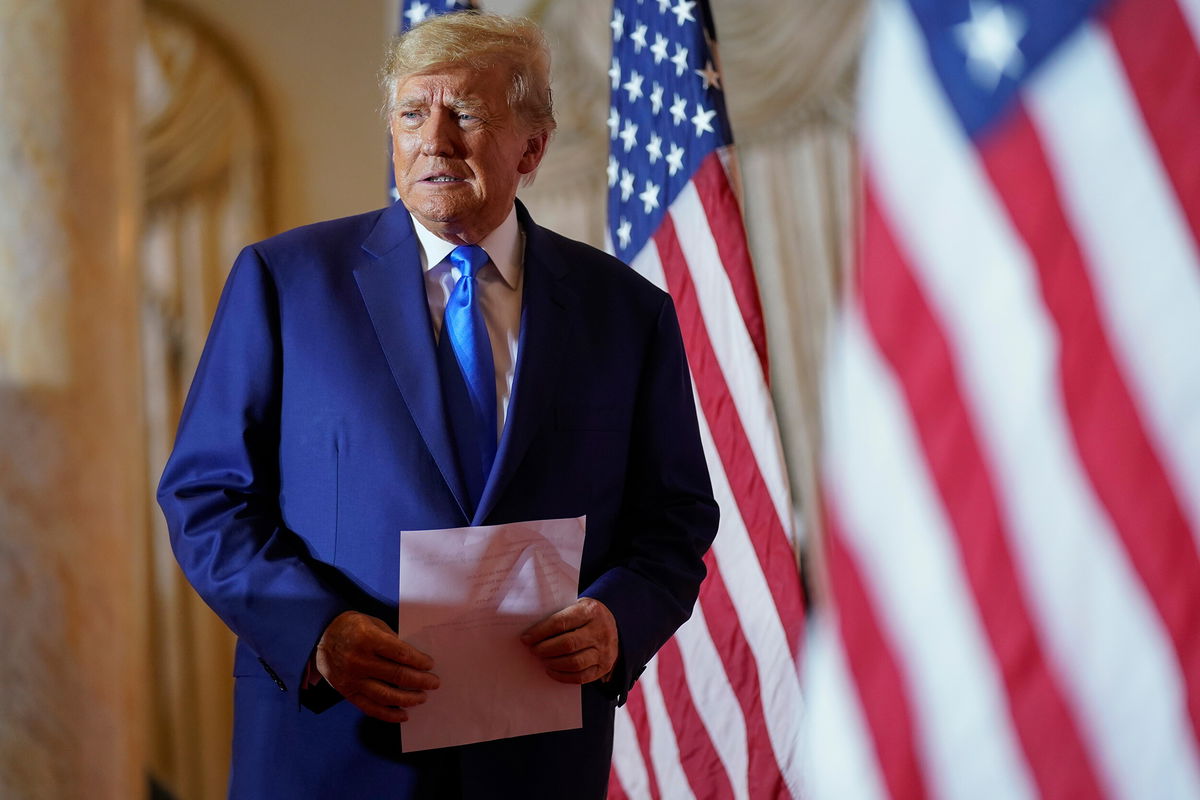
top-left (671, 44), bottom-right (690, 77)
top-left (617, 217), bottom-right (633, 249)
top-left (666, 142), bottom-right (686, 176)
top-left (620, 168), bottom-right (636, 202)
top-left (669, 93), bottom-right (688, 125)
top-left (619, 118), bottom-right (639, 152)
top-left (631, 23), bottom-right (648, 53)
top-left (609, 58), bottom-right (622, 90)
top-left (649, 82), bottom-right (665, 115)
top-left (390, 185), bottom-right (401, 201)
top-left (691, 103), bottom-right (716, 136)
top-left (650, 33), bottom-right (670, 64)
top-left (639, 180), bottom-right (661, 214)
top-left (646, 132), bottom-right (663, 164)
top-left (671, 0), bottom-right (696, 26)
top-left (954, 0), bottom-right (1026, 89)
top-left (657, 0), bottom-right (672, 12)
top-left (607, 155), bottom-right (619, 187)
top-left (695, 60), bottom-right (721, 90)
top-left (607, 106), bottom-right (620, 139)
top-left (623, 70), bottom-right (645, 102)
top-left (404, 1), bottom-right (430, 25)
top-left (611, 8), bottom-right (625, 41)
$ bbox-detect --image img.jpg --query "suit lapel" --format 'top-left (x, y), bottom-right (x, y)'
top-left (475, 206), bottom-right (572, 524)
top-left (355, 203), bottom-right (472, 520)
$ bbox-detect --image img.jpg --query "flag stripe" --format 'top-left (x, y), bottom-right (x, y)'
top-left (654, 214), bottom-right (806, 748)
top-left (656, 203), bottom-right (805, 656)
top-left (693, 562), bottom-right (789, 799)
top-left (608, 766), bottom-right (631, 800)
top-left (817, 0), bottom-right (1200, 796)
top-left (865, 4), bottom-right (1200, 795)
top-left (1181, 0), bottom-right (1200, 48)
top-left (1026, 16), bottom-right (1200, 739)
top-left (1103, 0), bottom-right (1200, 250)
top-left (822, 500), bottom-right (929, 800)
top-left (825, 300), bottom-right (1037, 800)
top-left (982, 99), bottom-right (1200, 758)
top-left (672, 606), bottom-right (751, 800)
top-left (1026, 20), bottom-right (1200, 552)
top-left (1027, 20), bottom-right (1200, 544)
top-left (671, 173), bottom-right (794, 541)
top-left (867, 5), bottom-right (1200, 795)
top-left (623, 687), bottom-right (664, 800)
top-left (695, 413), bottom-right (802, 798)
top-left (861, 179), bottom-right (1108, 798)
top-left (801, 615), bottom-right (889, 800)
top-left (641, 659), bottom-right (698, 800)
top-left (654, 639), bottom-right (737, 800)
top-left (690, 156), bottom-right (770, 376)
top-left (612, 704), bottom-right (653, 800)
top-left (643, 230), bottom-right (801, 796)
top-left (625, 239), bottom-right (793, 800)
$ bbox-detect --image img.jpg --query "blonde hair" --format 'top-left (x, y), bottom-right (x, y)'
top-left (381, 12), bottom-right (556, 137)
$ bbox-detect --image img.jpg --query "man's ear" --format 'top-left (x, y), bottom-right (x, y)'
top-left (518, 131), bottom-right (550, 175)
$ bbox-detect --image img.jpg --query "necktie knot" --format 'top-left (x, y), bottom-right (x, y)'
top-left (449, 244), bottom-right (489, 280)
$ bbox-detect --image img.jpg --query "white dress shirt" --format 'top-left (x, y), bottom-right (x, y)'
top-left (410, 206), bottom-right (524, 439)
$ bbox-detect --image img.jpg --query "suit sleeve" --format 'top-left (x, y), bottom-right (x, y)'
top-left (580, 294), bottom-right (720, 701)
top-left (157, 246), bottom-right (352, 705)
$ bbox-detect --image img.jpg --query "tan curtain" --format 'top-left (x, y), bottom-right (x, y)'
top-left (138, 3), bottom-right (275, 797)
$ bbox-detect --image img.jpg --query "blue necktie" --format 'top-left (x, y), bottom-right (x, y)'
top-left (438, 244), bottom-right (497, 509)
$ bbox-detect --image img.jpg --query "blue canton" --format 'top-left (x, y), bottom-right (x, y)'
top-left (906, 0), bottom-right (1110, 138)
top-left (607, 0), bottom-right (734, 263)
top-left (399, 0), bottom-right (476, 32)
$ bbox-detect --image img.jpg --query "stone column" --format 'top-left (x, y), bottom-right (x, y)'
top-left (0, 1), bottom-right (146, 798)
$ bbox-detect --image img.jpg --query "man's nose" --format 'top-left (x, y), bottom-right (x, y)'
top-left (420, 109), bottom-right (459, 157)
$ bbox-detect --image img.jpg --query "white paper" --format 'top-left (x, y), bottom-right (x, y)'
top-left (397, 515), bottom-right (586, 752)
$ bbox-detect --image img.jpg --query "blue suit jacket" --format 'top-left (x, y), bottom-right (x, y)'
top-left (158, 200), bottom-right (718, 799)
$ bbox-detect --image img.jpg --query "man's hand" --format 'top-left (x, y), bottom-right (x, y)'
top-left (521, 598), bottom-right (619, 685)
top-left (315, 610), bottom-right (439, 723)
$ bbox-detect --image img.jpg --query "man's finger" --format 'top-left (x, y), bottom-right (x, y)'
top-left (521, 599), bottom-right (594, 644)
top-left (373, 636), bottom-right (436, 672)
top-left (530, 628), bottom-right (593, 658)
top-left (343, 691), bottom-right (412, 724)
top-left (385, 659), bottom-right (441, 691)
top-left (542, 648), bottom-right (598, 674)
top-left (360, 677), bottom-right (431, 708)
top-left (545, 665), bottom-right (603, 685)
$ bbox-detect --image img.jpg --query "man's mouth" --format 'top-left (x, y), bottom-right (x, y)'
top-left (423, 176), bottom-right (465, 183)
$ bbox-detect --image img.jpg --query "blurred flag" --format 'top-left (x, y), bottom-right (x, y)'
top-left (390, 0), bottom-right (478, 201)
top-left (809, 0), bottom-right (1200, 798)
top-left (605, 1), bottom-right (806, 798)
top-left (399, 0), bottom-right (475, 31)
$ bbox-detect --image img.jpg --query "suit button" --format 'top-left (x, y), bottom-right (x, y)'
top-left (259, 657), bottom-right (288, 692)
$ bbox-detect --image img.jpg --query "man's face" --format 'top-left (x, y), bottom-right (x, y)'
top-left (390, 65), bottom-right (548, 244)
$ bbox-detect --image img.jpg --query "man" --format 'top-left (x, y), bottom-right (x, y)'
top-left (159, 12), bottom-right (717, 799)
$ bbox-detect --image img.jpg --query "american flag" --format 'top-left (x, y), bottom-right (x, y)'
top-left (390, 0), bottom-right (477, 202)
top-left (809, 0), bottom-right (1200, 798)
top-left (605, 1), bottom-right (807, 798)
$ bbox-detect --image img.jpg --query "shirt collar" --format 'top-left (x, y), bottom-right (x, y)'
top-left (408, 205), bottom-right (522, 289)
